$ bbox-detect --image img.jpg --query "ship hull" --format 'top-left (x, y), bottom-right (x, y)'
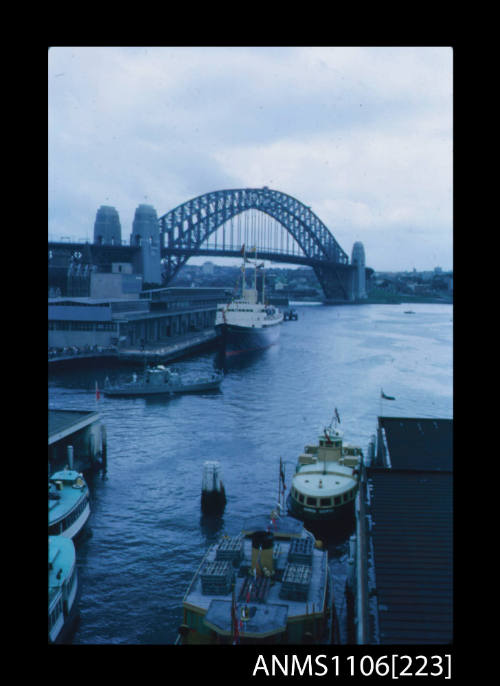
top-left (103, 377), bottom-right (222, 396)
top-left (287, 492), bottom-right (355, 523)
top-left (223, 322), bottom-right (281, 357)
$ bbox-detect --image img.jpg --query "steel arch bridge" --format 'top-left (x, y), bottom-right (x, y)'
top-left (159, 187), bottom-right (353, 300)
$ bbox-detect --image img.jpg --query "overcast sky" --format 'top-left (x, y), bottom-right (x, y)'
top-left (48, 46), bottom-right (453, 272)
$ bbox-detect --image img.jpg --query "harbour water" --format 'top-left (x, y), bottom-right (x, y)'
top-left (48, 302), bottom-right (453, 645)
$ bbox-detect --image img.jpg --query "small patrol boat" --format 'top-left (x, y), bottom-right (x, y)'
top-left (48, 535), bottom-right (80, 643)
top-left (49, 466), bottom-right (90, 540)
top-left (103, 365), bottom-right (223, 397)
top-left (287, 411), bottom-right (363, 523)
top-left (177, 511), bottom-right (335, 644)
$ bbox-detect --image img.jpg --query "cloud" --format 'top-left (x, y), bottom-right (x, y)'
top-left (48, 46), bottom-right (452, 271)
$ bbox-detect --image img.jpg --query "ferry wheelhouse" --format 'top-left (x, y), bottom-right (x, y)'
top-left (287, 420), bottom-right (363, 523)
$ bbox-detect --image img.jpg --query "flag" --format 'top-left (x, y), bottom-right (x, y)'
top-left (231, 598), bottom-right (240, 644)
top-left (241, 244), bottom-right (245, 255)
top-left (95, 381), bottom-right (100, 401)
top-left (381, 389), bottom-right (396, 400)
top-left (335, 407), bottom-right (341, 424)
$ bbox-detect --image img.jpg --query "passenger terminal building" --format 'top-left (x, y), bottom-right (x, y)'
top-left (49, 202), bottom-right (232, 351)
top-left (48, 287), bottom-right (229, 351)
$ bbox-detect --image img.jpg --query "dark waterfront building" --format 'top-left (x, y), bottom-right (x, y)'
top-left (375, 416), bottom-right (453, 471)
top-left (354, 417), bottom-right (453, 644)
top-left (48, 409), bottom-right (105, 474)
top-left (48, 287), bottom-right (229, 352)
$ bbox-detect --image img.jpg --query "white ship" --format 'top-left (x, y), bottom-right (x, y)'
top-left (216, 247), bottom-right (283, 356)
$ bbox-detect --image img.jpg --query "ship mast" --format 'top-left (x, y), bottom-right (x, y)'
top-left (241, 244), bottom-right (246, 297)
top-left (254, 247), bottom-right (257, 291)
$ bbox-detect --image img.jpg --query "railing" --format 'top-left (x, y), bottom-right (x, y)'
top-left (48, 345), bottom-right (118, 361)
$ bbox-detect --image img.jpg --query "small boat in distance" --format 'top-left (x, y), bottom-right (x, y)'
top-left (287, 412), bottom-right (362, 524)
top-left (216, 246), bottom-right (283, 357)
top-left (49, 466), bottom-right (90, 540)
top-left (103, 366), bottom-right (223, 397)
top-left (49, 535), bottom-right (80, 643)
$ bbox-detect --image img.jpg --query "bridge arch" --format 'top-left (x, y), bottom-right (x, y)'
top-left (158, 188), bottom-right (349, 291)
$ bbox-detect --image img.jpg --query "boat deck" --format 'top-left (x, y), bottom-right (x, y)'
top-left (183, 520), bottom-right (329, 639)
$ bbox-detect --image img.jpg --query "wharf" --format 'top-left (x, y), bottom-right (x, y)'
top-left (116, 328), bottom-right (220, 363)
top-left (48, 328), bottom-right (221, 366)
top-left (353, 416), bottom-right (453, 644)
top-left (48, 408), bottom-right (106, 474)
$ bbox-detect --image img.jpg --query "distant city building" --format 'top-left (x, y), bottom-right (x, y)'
top-left (90, 270), bottom-right (143, 299)
top-left (48, 287), bottom-right (226, 350)
top-left (202, 262), bottom-right (215, 275)
top-left (351, 241), bottom-right (367, 299)
top-left (93, 206), bottom-right (122, 245)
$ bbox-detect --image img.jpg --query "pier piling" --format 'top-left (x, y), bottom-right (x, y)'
top-left (201, 461), bottom-right (226, 515)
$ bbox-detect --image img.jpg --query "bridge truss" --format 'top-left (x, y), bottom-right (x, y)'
top-left (159, 188), bottom-right (350, 297)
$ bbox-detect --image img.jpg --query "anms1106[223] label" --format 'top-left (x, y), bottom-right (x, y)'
top-left (252, 653), bottom-right (452, 679)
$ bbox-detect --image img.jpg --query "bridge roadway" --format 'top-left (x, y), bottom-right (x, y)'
top-left (49, 241), bottom-right (357, 301)
top-left (49, 185), bottom-right (365, 299)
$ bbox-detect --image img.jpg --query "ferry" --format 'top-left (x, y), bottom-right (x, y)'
top-left (216, 247), bottom-right (283, 357)
top-left (103, 365), bottom-right (223, 397)
top-left (177, 512), bottom-right (335, 644)
top-left (287, 414), bottom-right (363, 523)
top-left (48, 535), bottom-right (80, 643)
top-left (49, 467), bottom-right (90, 539)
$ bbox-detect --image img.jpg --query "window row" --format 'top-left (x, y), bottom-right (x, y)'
top-left (49, 497), bottom-right (89, 535)
top-left (49, 597), bottom-right (63, 630)
top-left (292, 487), bottom-right (355, 508)
top-left (49, 321), bottom-right (118, 331)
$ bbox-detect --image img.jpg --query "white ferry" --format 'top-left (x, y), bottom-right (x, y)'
top-left (48, 467), bottom-right (90, 539)
top-left (48, 535), bottom-right (80, 643)
top-left (287, 416), bottom-right (363, 523)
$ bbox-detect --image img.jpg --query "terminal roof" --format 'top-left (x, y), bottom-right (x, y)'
top-left (367, 468), bottom-right (453, 644)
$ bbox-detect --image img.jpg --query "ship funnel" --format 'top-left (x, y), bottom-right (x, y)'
top-left (67, 445), bottom-right (74, 470)
top-left (251, 530), bottom-right (274, 576)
